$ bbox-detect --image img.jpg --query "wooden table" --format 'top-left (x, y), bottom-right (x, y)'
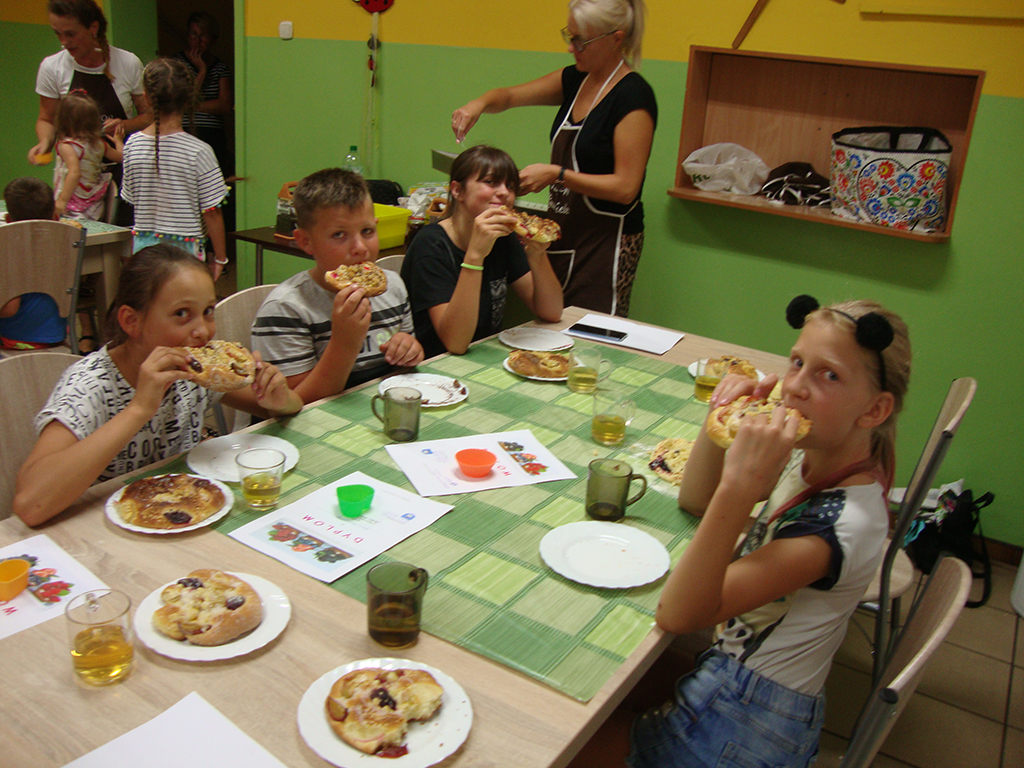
top-left (79, 222), bottom-right (132, 313)
top-left (230, 226), bottom-right (405, 285)
top-left (0, 308), bottom-right (787, 767)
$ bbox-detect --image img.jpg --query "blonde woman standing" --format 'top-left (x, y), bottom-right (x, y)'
top-left (452, 0), bottom-right (656, 317)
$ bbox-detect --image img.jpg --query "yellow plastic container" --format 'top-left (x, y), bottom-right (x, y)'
top-left (0, 558), bottom-right (30, 601)
top-left (374, 204), bottom-right (412, 249)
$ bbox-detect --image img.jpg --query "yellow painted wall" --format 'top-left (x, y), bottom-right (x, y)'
top-left (244, 0), bottom-right (1024, 97)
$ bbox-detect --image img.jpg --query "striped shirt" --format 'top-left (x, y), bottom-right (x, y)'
top-left (175, 54), bottom-right (231, 132)
top-left (120, 131), bottom-right (228, 240)
top-left (251, 268), bottom-right (414, 390)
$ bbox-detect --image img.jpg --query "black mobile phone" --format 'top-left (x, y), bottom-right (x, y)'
top-left (568, 322), bottom-right (627, 341)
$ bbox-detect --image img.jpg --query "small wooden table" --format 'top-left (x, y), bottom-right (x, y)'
top-left (229, 226), bottom-right (404, 285)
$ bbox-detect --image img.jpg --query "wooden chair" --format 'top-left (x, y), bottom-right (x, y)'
top-left (375, 253), bottom-right (405, 273)
top-left (840, 556), bottom-right (972, 768)
top-left (0, 220), bottom-right (86, 357)
top-left (0, 351), bottom-right (80, 519)
top-left (863, 377), bottom-right (977, 684)
top-left (212, 284), bottom-right (278, 434)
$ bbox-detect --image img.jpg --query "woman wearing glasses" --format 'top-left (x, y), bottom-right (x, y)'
top-left (451, 0), bottom-right (656, 317)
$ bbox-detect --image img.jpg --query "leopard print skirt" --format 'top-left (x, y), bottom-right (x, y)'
top-left (615, 231), bottom-right (644, 317)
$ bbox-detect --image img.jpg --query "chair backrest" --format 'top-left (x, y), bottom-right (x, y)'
top-left (0, 220), bottom-right (86, 354)
top-left (840, 556), bottom-right (972, 768)
top-left (375, 253), bottom-right (405, 274)
top-left (0, 351), bottom-right (81, 519)
top-left (212, 284), bottom-right (277, 433)
top-left (874, 377), bottom-right (976, 672)
top-left (214, 284), bottom-right (278, 347)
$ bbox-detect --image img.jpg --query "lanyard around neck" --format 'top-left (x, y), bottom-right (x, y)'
top-left (767, 458), bottom-right (881, 526)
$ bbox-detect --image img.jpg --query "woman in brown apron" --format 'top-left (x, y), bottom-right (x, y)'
top-left (28, 0), bottom-right (149, 178)
top-left (451, 0), bottom-right (656, 316)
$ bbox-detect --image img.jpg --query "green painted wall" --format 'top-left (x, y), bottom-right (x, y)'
top-left (232, 38), bottom-right (1023, 547)
top-left (3, 16), bottom-right (1020, 547)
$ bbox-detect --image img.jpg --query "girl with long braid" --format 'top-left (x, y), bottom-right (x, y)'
top-left (120, 58), bottom-right (230, 280)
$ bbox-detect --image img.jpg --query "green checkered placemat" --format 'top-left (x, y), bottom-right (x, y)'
top-left (157, 339), bottom-right (709, 701)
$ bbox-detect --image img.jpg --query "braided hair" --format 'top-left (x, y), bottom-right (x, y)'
top-left (142, 58), bottom-right (197, 175)
top-left (47, 0), bottom-right (112, 81)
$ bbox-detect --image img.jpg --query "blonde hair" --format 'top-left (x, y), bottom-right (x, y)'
top-left (569, 0), bottom-right (645, 70)
top-left (55, 90), bottom-right (104, 146)
top-left (808, 300), bottom-right (911, 489)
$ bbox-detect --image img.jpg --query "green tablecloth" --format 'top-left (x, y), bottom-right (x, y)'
top-left (156, 338), bottom-right (711, 701)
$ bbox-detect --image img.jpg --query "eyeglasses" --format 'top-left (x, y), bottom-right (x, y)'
top-left (560, 27), bottom-right (616, 53)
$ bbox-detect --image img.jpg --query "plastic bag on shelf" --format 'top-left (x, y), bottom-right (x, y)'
top-left (682, 143), bottom-right (769, 196)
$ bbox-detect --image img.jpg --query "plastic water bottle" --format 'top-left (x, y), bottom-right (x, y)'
top-left (343, 145), bottom-right (363, 175)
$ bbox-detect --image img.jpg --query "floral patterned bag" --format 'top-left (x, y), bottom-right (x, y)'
top-left (830, 126), bottom-right (952, 233)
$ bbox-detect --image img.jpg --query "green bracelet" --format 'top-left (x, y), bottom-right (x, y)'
top-left (461, 262), bottom-right (484, 271)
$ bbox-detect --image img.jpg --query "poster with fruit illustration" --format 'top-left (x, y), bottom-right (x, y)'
top-left (0, 534), bottom-right (108, 639)
top-left (386, 429), bottom-right (576, 497)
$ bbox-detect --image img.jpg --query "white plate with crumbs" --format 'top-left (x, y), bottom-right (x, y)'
top-left (498, 327), bottom-right (574, 352)
top-left (379, 373), bottom-right (468, 407)
top-left (133, 572), bottom-right (291, 661)
top-left (297, 657), bottom-right (473, 767)
top-left (540, 521), bottom-right (670, 588)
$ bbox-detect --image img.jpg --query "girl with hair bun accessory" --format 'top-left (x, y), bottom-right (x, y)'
top-left (568, 296), bottom-right (912, 768)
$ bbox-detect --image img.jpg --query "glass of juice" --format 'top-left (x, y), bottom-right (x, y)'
top-left (236, 448), bottom-right (286, 509)
top-left (567, 345), bottom-right (613, 394)
top-left (591, 386), bottom-right (637, 446)
top-left (693, 358), bottom-right (728, 403)
top-left (65, 589), bottom-right (134, 685)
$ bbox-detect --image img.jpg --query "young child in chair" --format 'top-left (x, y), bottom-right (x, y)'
top-left (15, 244), bottom-right (302, 526)
top-left (0, 177), bottom-right (67, 350)
top-left (251, 168), bottom-right (424, 404)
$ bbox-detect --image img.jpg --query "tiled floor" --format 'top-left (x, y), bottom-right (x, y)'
top-left (817, 560), bottom-right (1022, 768)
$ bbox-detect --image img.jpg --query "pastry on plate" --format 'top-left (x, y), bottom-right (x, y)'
top-left (153, 569), bottom-right (263, 645)
top-left (325, 667), bottom-right (444, 756)
top-left (648, 437), bottom-right (695, 485)
top-left (507, 349), bottom-right (570, 379)
top-left (115, 474), bottom-right (226, 529)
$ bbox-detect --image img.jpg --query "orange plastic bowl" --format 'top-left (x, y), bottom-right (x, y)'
top-left (0, 558), bottom-right (31, 602)
top-left (456, 449), bottom-right (496, 478)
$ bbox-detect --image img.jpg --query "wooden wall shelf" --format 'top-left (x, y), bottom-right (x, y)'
top-left (669, 47), bottom-right (985, 243)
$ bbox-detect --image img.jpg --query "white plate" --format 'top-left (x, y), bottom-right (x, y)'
top-left (379, 373), bottom-right (468, 407)
top-left (104, 475), bottom-right (234, 534)
top-left (133, 572), bottom-right (291, 661)
top-left (502, 357), bottom-right (568, 382)
top-left (498, 327), bottom-right (574, 352)
top-left (688, 359), bottom-right (767, 382)
top-left (540, 521), bottom-right (670, 588)
top-left (297, 658), bottom-right (473, 768)
top-left (187, 434), bottom-right (300, 482)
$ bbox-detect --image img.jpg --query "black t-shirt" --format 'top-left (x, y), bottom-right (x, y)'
top-left (401, 223), bottom-right (530, 359)
top-left (551, 67), bottom-right (658, 233)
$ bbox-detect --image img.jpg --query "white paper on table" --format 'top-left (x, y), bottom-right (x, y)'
top-left (386, 429), bottom-right (576, 497)
top-left (0, 534), bottom-right (109, 640)
top-left (62, 691), bottom-right (287, 768)
top-left (228, 472), bottom-right (453, 582)
top-left (563, 312), bottom-right (684, 355)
